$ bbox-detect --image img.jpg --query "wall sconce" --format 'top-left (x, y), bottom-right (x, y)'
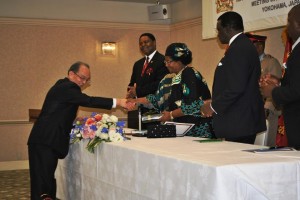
top-left (101, 42), bottom-right (116, 56)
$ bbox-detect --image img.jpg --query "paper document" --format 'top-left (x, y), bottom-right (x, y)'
top-left (164, 121), bottom-right (194, 136)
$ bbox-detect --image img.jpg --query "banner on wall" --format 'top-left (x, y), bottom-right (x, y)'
top-left (202, 0), bottom-right (300, 39)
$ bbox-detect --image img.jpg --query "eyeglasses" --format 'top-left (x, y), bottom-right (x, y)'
top-left (164, 60), bottom-right (174, 65)
top-left (74, 72), bottom-right (91, 84)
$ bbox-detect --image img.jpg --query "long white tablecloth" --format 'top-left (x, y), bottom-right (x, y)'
top-left (56, 137), bottom-right (300, 200)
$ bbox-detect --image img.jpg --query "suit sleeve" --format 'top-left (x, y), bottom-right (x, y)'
top-left (128, 62), bottom-right (138, 87)
top-left (62, 83), bottom-right (113, 109)
top-left (272, 51), bottom-right (300, 106)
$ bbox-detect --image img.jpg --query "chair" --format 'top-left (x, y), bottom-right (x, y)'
top-left (254, 120), bottom-right (269, 146)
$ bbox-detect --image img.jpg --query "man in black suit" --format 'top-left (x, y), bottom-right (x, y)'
top-left (260, 4), bottom-right (300, 150)
top-left (27, 61), bottom-right (132, 200)
top-left (126, 33), bottom-right (168, 129)
top-left (201, 11), bottom-right (266, 144)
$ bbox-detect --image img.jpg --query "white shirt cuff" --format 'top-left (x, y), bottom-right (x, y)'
top-left (112, 98), bottom-right (116, 108)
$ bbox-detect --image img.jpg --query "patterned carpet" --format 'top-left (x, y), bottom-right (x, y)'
top-left (0, 169), bottom-right (30, 200)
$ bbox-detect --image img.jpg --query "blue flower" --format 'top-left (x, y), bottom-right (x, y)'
top-left (117, 121), bottom-right (126, 127)
top-left (69, 113), bottom-right (126, 153)
top-left (90, 124), bottom-right (97, 131)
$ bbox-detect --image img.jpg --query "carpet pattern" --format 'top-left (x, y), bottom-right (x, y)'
top-left (0, 169), bottom-right (30, 199)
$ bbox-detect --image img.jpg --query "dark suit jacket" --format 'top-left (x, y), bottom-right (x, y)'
top-left (27, 78), bottom-right (113, 158)
top-left (212, 33), bottom-right (266, 138)
top-left (128, 51), bottom-right (168, 97)
top-left (272, 42), bottom-right (300, 149)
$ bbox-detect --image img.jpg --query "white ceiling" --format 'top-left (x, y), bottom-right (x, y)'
top-left (99, 0), bottom-right (182, 4)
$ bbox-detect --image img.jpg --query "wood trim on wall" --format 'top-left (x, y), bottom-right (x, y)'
top-left (0, 120), bottom-right (32, 125)
top-left (0, 17), bottom-right (203, 31)
top-left (0, 17), bottom-right (170, 31)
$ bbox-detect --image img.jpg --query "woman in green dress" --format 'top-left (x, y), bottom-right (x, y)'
top-left (128, 43), bottom-right (214, 138)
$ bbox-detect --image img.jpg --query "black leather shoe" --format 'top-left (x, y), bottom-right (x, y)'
top-left (40, 194), bottom-right (53, 200)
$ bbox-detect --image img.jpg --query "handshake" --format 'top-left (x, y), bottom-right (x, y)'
top-left (117, 98), bottom-right (142, 111)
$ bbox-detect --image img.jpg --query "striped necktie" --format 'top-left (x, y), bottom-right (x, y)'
top-left (141, 56), bottom-right (149, 76)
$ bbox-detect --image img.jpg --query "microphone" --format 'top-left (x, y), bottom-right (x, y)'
top-left (132, 104), bottom-right (147, 136)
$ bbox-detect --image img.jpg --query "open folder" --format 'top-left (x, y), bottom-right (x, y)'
top-left (243, 146), bottom-right (296, 153)
top-left (164, 121), bottom-right (194, 137)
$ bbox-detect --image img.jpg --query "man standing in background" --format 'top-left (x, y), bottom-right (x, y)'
top-left (246, 33), bottom-right (282, 147)
top-left (126, 33), bottom-right (168, 129)
top-left (200, 11), bottom-right (266, 144)
top-left (260, 4), bottom-right (300, 150)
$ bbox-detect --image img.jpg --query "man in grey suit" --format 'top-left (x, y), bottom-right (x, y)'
top-left (201, 11), bottom-right (266, 144)
top-left (28, 61), bottom-right (132, 200)
top-left (246, 33), bottom-right (282, 147)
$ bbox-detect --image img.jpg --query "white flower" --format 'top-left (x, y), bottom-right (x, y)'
top-left (73, 128), bottom-right (80, 134)
top-left (108, 130), bottom-right (123, 142)
top-left (99, 133), bottom-right (109, 140)
top-left (95, 128), bottom-right (101, 137)
top-left (109, 124), bottom-right (117, 129)
top-left (97, 123), bottom-right (108, 130)
top-left (70, 112), bottom-right (126, 153)
top-left (109, 115), bottom-right (118, 123)
top-left (101, 114), bottom-right (109, 123)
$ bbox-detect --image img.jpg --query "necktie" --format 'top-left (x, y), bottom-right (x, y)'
top-left (141, 56), bottom-right (149, 76)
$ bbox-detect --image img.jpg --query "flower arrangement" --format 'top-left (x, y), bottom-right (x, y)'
top-left (70, 112), bottom-right (126, 153)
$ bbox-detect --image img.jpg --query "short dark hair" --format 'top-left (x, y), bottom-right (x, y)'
top-left (139, 33), bottom-right (156, 41)
top-left (290, 4), bottom-right (300, 23)
top-left (68, 61), bottom-right (90, 74)
top-left (218, 11), bottom-right (244, 32)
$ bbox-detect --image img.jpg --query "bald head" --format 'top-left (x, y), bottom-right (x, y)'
top-left (287, 4), bottom-right (300, 42)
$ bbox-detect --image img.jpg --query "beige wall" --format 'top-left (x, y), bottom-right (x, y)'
top-left (0, 0), bottom-right (202, 25)
top-left (0, 17), bottom-right (285, 161)
top-left (0, 18), bottom-right (170, 161)
top-left (170, 19), bottom-right (286, 92)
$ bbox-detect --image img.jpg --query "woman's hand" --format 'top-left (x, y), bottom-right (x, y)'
top-left (159, 111), bottom-right (172, 122)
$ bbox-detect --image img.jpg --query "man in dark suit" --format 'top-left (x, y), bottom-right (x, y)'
top-left (27, 61), bottom-right (132, 200)
top-left (201, 11), bottom-right (266, 144)
top-left (260, 4), bottom-right (300, 150)
top-left (126, 33), bottom-right (168, 129)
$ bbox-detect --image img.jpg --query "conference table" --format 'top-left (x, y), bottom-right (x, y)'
top-left (56, 136), bottom-right (300, 200)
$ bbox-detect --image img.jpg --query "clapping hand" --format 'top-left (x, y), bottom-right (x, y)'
top-left (259, 73), bottom-right (280, 87)
top-left (259, 73), bottom-right (280, 98)
top-left (200, 99), bottom-right (213, 118)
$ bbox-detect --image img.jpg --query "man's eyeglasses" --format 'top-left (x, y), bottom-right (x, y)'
top-left (74, 72), bottom-right (91, 84)
top-left (164, 60), bottom-right (174, 65)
